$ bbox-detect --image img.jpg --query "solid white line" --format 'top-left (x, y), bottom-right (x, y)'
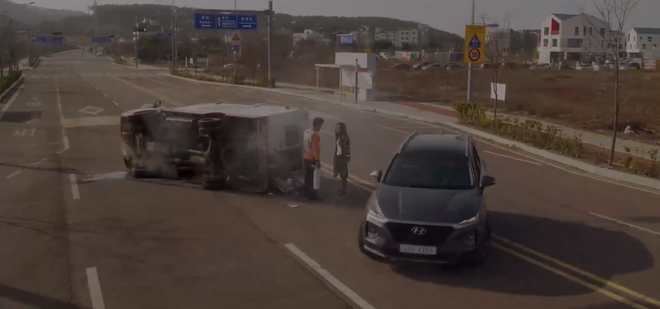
top-left (56, 87), bottom-right (69, 154)
top-left (483, 150), bottom-right (542, 166)
top-left (86, 267), bottom-right (106, 309)
top-left (6, 171), bottom-right (21, 179)
top-left (69, 174), bottom-right (80, 200)
top-left (111, 100), bottom-right (118, 106)
top-left (284, 243), bottom-right (377, 309)
top-left (587, 212), bottom-right (660, 237)
top-left (375, 124), bottom-right (407, 133)
top-left (30, 128), bottom-right (35, 137)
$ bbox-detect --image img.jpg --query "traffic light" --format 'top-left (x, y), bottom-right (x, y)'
top-left (109, 35), bottom-right (118, 38)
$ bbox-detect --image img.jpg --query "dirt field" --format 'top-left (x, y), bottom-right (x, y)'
top-left (272, 63), bottom-right (660, 141)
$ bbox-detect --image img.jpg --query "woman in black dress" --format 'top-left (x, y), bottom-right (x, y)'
top-left (333, 122), bottom-right (351, 196)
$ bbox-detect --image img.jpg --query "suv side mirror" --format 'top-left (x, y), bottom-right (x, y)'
top-left (370, 170), bottom-right (383, 182)
top-left (152, 100), bottom-right (162, 108)
top-left (480, 175), bottom-right (496, 189)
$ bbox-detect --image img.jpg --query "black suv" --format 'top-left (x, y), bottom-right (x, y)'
top-left (358, 132), bottom-right (496, 265)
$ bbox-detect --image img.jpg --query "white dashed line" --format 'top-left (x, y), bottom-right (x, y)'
top-left (6, 171), bottom-right (21, 179)
top-left (86, 267), bottom-right (106, 309)
top-left (587, 212), bottom-right (660, 237)
top-left (483, 150), bottom-right (542, 166)
top-left (111, 100), bottom-right (118, 106)
top-left (30, 158), bottom-right (47, 166)
top-left (285, 243), bottom-right (377, 309)
top-left (69, 174), bottom-right (80, 199)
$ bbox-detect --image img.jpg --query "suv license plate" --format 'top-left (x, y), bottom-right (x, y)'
top-left (399, 244), bottom-right (437, 255)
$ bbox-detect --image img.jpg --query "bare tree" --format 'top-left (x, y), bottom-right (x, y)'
top-left (481, 14), bottom-right (512, 121)
top-left (581, 0), bottom-right (639, 166)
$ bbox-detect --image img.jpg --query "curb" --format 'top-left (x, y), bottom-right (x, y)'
top-left (0, 75), bottom-right (25, 102)
top-left (29, 58), bottom-right (40, 70)
top-left (113, 62), bottom-right (169, 71)
top-left (166, 73), bottom-right (660, 192)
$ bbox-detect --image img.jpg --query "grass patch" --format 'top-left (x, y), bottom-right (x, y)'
top-left (453, 101), bottom-right (659, 179)
top-left (114, 57), bottom-right (129, 66)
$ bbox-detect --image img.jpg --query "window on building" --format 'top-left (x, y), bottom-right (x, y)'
top-left (567, 38), bottom-right (583, 47)
top-left (575, 27), bottom-right (580, 35)
top-left (642, 44), bottom-right (646, 49)
top-left (627, 33), bottom-right (630, 41)
top-left (655, 44), bottom-right (658, 48)
top-left (583, 26), bottom-right (587, 35)
top-left (544, 27), bottom-right (549, 35)
top-left (589, 27), bottom-right (593, 35)
top-left (543, 39), bottom-right (548, 47)
top-left (600, 28), bottom-right (605, 37)
top-left (552, 39), bottom-right (557, 47)
top-left (648, 37), bottom-right (653, 42)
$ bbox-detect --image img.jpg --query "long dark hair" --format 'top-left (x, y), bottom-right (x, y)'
top-left (335, 122), bottom-right (348, 141)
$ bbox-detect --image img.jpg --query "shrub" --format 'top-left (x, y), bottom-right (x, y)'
top-left (0, 71), bottom-right (22, 94)
top-left (114, 57), bottom-right (128, 66)
top-left (454, 101), bottom-right (660, 178)
top-left (29, 58), bottom-right (40, 68)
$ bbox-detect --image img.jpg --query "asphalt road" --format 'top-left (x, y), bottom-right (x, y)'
top-left (0, 50), bottom-right (659, 309)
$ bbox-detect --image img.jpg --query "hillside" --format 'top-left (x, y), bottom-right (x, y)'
top-left (59, 4), bottom-right (461, 46)
top-left (0, 0), bottom-right (85, 28)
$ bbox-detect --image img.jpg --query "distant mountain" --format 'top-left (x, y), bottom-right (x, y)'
top-left (0, 0), bottom-right (85, 29)
top-left (58, 4), bottom-right (462, 47)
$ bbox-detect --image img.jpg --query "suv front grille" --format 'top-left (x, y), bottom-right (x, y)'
top-left (385, 222), bottom-right (455, 246)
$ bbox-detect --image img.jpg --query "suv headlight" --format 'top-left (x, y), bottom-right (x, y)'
top-left (453, 213), bottom-right (479, 229)
top-left (366, 196), bottom-right (386, 223)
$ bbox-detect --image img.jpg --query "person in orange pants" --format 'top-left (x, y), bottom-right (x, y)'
top-left (302, 117), bottom-right (324, 200)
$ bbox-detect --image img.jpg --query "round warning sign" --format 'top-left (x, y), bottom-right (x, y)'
top-left (468, 48), bottom-right (481, 61)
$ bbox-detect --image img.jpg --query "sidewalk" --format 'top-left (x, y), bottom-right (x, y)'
top-left (267, 84), bottom-right (660, 160)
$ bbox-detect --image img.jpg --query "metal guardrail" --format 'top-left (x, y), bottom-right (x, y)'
top-left (0, 76), bottom-right (25, 102)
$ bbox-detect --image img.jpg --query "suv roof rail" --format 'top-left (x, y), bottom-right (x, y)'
top-left (397, 131), bottom-right (419, 153)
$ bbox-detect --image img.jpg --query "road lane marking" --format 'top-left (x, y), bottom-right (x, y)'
top-left (375, 125), bottom-right (407, 133)
top-left (492, 242), bottom-right (649, 309)
top-left (111, 100), bottom-right (118, 106)
top-left (69, 174), bottom-right (80, 199)
top-left (285, 244), bottom-right (377, 309)
top-left (494, 235), bottom-right (660, 307)
top-left (56, 87), bottom-right (69, 154)
top-left (6, 171), bottom-right (21, 179)
top-left (30, 158), bottom-right (47, 166)
top-left (335, 169), bottom-right (659, 307)
top-left (483, 150), bottom-right (542, 166)
top-left (586, 212), bottom-right (660, 237)
top-left (86, 267), bottom-right (106, 309)
top-left (147, 78), bottom-right (181, 89)
top-left (114, 77), bottom-right (184, 107)
top-left (30, 128), bottom-right (35, 137)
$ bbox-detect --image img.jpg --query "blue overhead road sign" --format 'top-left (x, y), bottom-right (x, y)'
top-left (468, 34), bottom-right (481, 48)
top-left (339, 34), bottom-right (355, 45)
top-left (194, 12), bottom-right (258, 30)
top-left (35, 36), bottom-right (64, 44)
top-left (156, 33), bottom-right (170, 38)
top-left (92, 37), bottom-right (111, 44)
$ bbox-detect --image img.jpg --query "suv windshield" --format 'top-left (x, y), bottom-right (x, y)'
top-left (382, 152), bottom-right (474, 190)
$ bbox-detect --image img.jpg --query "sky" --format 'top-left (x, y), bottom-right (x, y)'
top-left (28, 0), bottom-right (660, 35)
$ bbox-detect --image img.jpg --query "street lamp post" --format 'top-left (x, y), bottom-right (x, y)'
top-left (466, 0), bottom-right (476, 102)
top-left (26, 2), bottom-right (35, 66)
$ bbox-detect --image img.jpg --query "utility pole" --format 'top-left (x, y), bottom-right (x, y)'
top-left (466, 0), bottom-right (475, 102)
top-left (134, 16), bottom-right (138, 68)
top-left (267, 0), bottom-right (273, 88)
top-left (170, 1), bottom-right (175, 71)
